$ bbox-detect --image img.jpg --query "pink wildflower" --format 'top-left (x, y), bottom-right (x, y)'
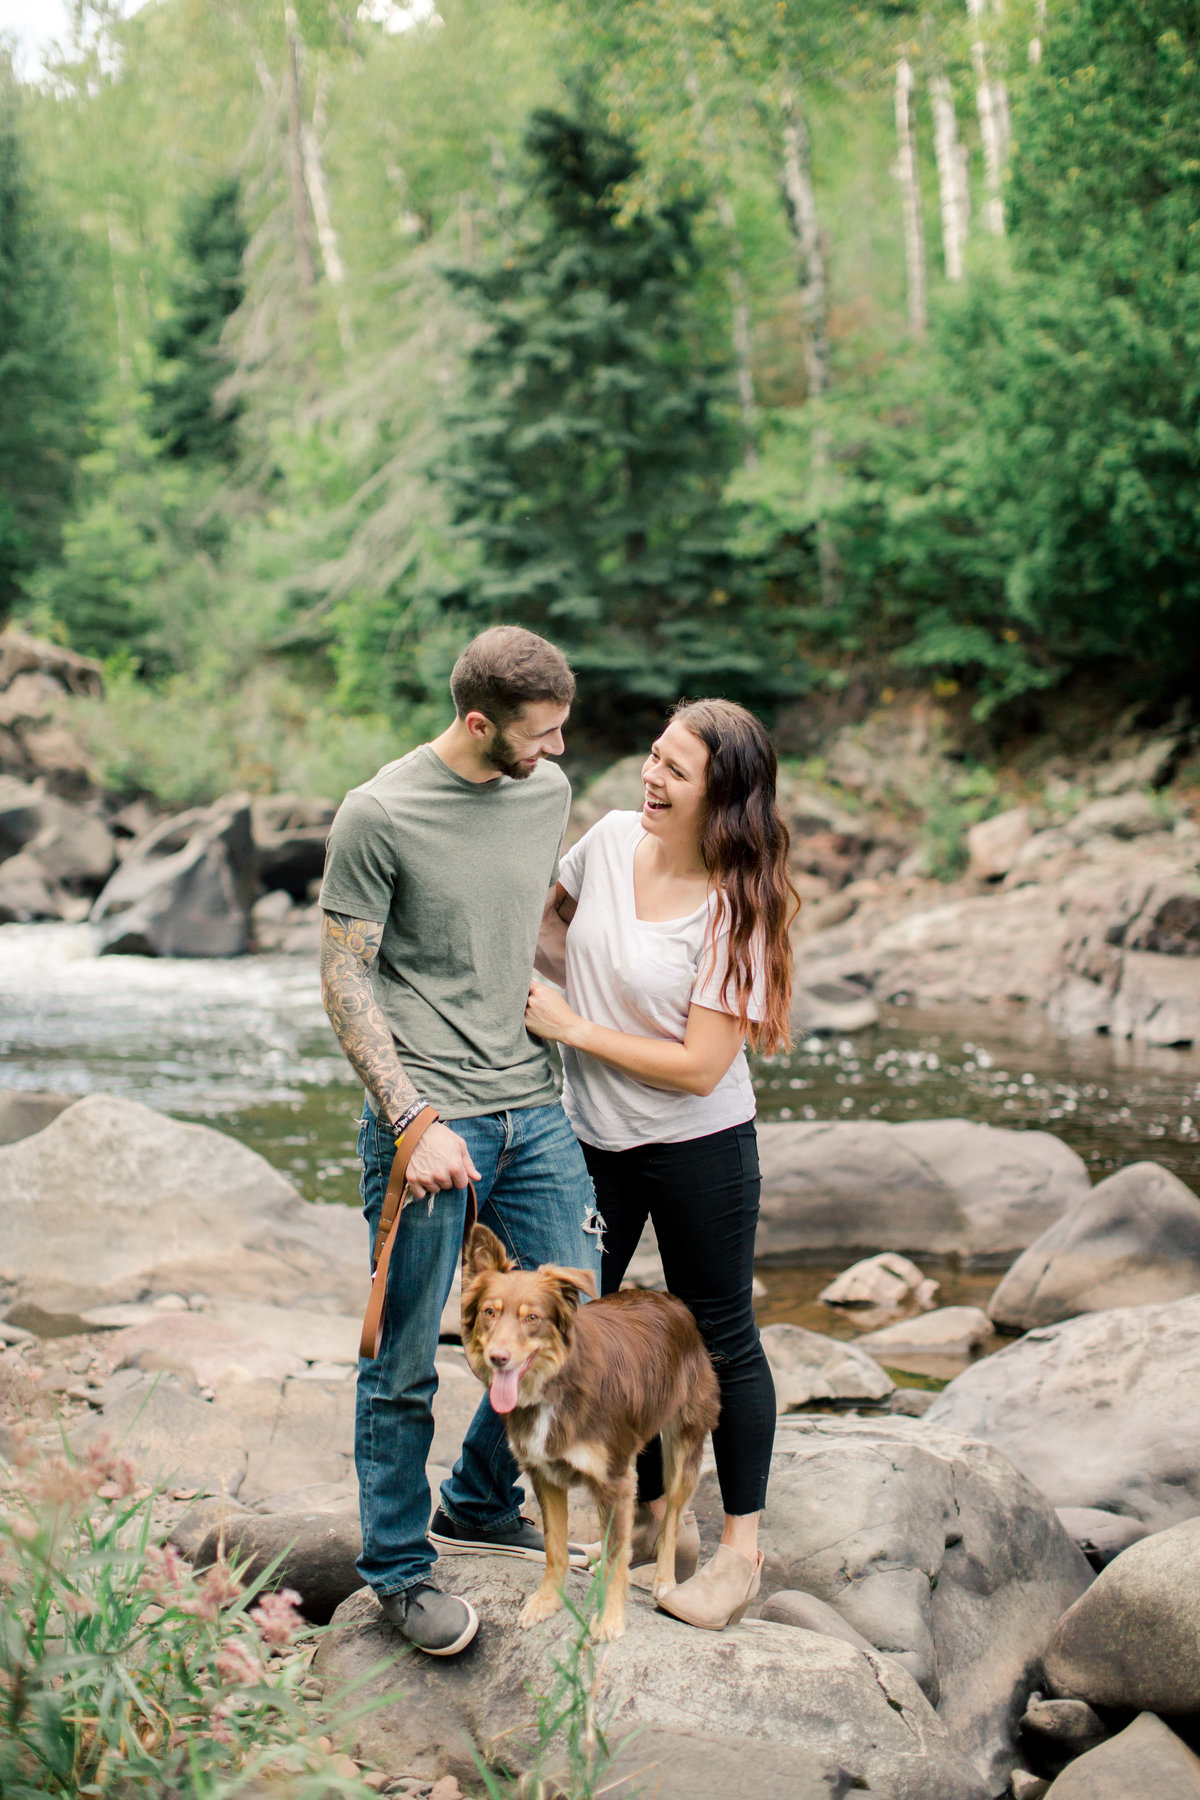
top-left (215, 1638), bottom-right (263, 1688)
top-left (181, 1559), bottom-right (244, 1621)
top-left (250, 1588), bottom-right (304, 1647)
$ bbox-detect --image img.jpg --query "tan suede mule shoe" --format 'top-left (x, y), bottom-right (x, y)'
top-left (655, 1543), bottom-right (763, 1630)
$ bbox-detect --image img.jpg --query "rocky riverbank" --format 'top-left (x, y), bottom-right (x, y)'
top-left (3, 626), bottom-right (1197, 1051)
top-left (3, 1092), bottom-right (1200, 1797)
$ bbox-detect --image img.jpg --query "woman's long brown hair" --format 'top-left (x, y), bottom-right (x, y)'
top-left (671, 697), bottom-right (799, 1056)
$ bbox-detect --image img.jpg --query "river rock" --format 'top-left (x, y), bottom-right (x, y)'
top-left (926, 1294), bottom-right (1200, 1527)
top-left (1109, 947), bottom-right (1200, 1046)
top-left (1065, 792), bottom-right (1166, 842)
top-left (90, 792), bottom-right (258, 957)
top-left (0, 1089), bottom-right (78, 1146)
top-left (968, 808), bottom-right (1033, 881)
top-left (196, 1303), bottom-right (361, 1366)
top-left (988, 1162), bottom-right (1200, 1331)
top-left (602, 1724), bottom-right (884, 1799)
top-left (1041, 1713), bottom-right (1200, 1800)
top-left (105, 1314), bottom-right (307, 1387)
top-left (758, 1589), bottom-right (878, 1655)
top-left (0, 849), bottom-right (76, 922)
top-left (1019, 1696), bottom-right (1106, 1753)
top-left (693, 1415), bottom-right (1092, 1793)
top-left (760, 1322), bottom-right (894, 1409)
top-left (1054, 1507), bottom-right (1151, 1570)
top-left (757, 1119), bottom-right (1089, 1261)
top-left (793, 979), bottom-right (879, 1033)
top-left (313, 1558), bottom-right (988, 1800)
top-left (70, 1377), bottom-right (248, 1496)
top-left (194, 1509), bottom-right (362, 1624)
top-left (0, 627), bottom-right (103, 697)
top-left (218, 1371), bottom-right (356, 1505)
top-left (1044, 1515), bottom-right (1200, 1713)
top-left (0, 1093), bottom-right (364, 1313)
top-left (855, 1306), bottom-right (995, 1359)
top-left (820, 1252), bottom-right (938, 1310)
top-left (251, 793), bottom-right (335, 898)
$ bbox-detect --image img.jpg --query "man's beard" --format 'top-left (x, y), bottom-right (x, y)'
top-left (482, 726), bottom-right (536, 781)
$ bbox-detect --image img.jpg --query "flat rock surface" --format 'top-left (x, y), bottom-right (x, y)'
top-left (856, 1306), bottom-right (994, 1354)
top-left (756, 1119), bottom-right (1089, 1261)
top-left (70, 1377), bottom-right (248, 1497)
top-left (314, 1559), bottom-right (987, 1800)
top-left (600, 1724), bottom-right (887, 1799)
top-left (1044, 1515), bottom-right (1200, 1713)
top-left (988, 1161), bottom-right (1200, 1331)
top-left (926, 1294), bottom-right (1200, 1528)
top-left (0, 1094), bottom-right (365, 1313)
top-left (106, 1314), bottom-right (307, 1387)
top-left (694, 1415), bottom-right (1091, 1792)
top-left (1042, 1712), bottom-right (1200, 1799)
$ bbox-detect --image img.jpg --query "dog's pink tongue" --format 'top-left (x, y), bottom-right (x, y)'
top-left (490, 1365), bottom-right (521, 1414)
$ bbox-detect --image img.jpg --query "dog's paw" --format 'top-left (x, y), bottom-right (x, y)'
top-left (589, 1611), bottom-right (626, 1642)
top-left (519, 1590), bottom-right (562, 1629)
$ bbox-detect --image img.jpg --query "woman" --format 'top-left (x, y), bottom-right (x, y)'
top-left (526, 697), bottom-right (797, 1630)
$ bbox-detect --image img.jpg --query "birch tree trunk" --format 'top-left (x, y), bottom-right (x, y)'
top-left (1029, 0), bottom-right (1047, 64)
top-left (300, 64), bottom-right (355, 350)
top-left (778, 84), bottom-right (839, 607)
top-left (968, 0), bottom-right (1008, 235)
top-left (283, 5), bottom-right (316, 295)
top-left (894, 59), bottom-right (927, 337)
top-left (681, 55), bottom-right (758, 468)
top-left (930, 74), bottom-right (969, 281)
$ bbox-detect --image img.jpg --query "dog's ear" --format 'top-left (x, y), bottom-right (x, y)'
top-left (539, 1264), bottom-right (599, 1307)
top-left (465, 1222), bottom-right (513, 1278)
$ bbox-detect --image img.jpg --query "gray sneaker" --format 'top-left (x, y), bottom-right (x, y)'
top-left (377, 1582), bottom-right (479, 1656)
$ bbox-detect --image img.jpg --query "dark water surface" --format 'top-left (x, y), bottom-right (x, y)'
top-left (3, 925), bottom-right (1199, 1352)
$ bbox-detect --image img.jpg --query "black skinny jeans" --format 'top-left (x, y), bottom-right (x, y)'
top-left (583, 1119), bottom-right (776, 1517)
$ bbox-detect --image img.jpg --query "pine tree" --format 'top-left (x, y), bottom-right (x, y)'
top-left (0, 62), bottom-right (93, 616)
top-left (434, 105), bottom-right (784, 719)
top-left (147, 179), bottom-right (247, 462)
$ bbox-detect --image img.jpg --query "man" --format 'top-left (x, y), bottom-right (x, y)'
top-left (319, 625), bottom-right (601, 1657)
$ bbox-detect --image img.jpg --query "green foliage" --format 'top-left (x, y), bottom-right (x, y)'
top-left (0, 1432), bottom-right (378, 1799)
top-left (147, 179), bottom-right (247, 463)
top-left (434, 101), bottom-right (801, 718)
top-left (0, 60), bottom-right (94, 616)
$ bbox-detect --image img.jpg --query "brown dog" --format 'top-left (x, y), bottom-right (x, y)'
top-left (461, 1222), bottom-right (719, 1641)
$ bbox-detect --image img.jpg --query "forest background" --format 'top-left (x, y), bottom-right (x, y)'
top-left (1, 0), bottom-right (1197, 806)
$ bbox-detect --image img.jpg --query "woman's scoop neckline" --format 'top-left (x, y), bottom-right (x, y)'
top-left (628, 822), bottom-right (712, 927)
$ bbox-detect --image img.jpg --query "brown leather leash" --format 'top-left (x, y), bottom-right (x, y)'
top-left (359, 1105), bottom-right (478, 1361)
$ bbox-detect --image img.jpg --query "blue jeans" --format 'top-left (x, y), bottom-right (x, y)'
top-left (354, 1101), bottom-right (601, 1595)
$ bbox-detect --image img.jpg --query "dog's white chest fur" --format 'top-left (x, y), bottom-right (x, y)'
top-left (514, 1403), bottom-right (556, 1467)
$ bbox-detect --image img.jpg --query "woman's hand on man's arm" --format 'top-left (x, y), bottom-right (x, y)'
top-left (525, 982), bottom-right (745, 1097)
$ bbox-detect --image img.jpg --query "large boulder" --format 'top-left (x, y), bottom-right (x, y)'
top-left (90, 793), bottom-right (257, 957)
top-left (760, 1322), bottom-right (894, 1410)
top-left (988, 1162), bottom-right (1200, 1331)
top-left (692, 1416), bottom-right (1090, 1793)
top-left (250, 793), bottom-right (335, 900)
top-left (0, 1093), bottom-right (365, 1314)
top-left (1043, 1516), bottom-right (1200, 1714)
top-left (757, 1119), bottom-right (1090, 1262)
top-left (1041, 1712), bottom-right (1200, 1800)
top-left (193, 1509), bottom-right (362, 1625)
top-left (926, 1294), bottom-right (1200, 1528)
top-left (313, 1558), bottom-right (988, 1800)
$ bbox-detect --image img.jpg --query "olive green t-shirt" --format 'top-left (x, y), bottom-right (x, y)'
top-left (319, 744), bottom-right (570, 1119)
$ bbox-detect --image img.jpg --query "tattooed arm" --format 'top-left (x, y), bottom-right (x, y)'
top-left (320, 911), bottom-right (480, 1197)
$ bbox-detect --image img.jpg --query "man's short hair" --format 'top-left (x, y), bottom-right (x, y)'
top-left (450, 626), bottom-right (575, 727)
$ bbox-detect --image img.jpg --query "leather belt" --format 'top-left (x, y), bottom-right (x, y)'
top-left (359, 1105), bottom-right (478, 1360)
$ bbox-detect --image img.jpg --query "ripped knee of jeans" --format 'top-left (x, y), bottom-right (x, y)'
top-left (582, 1206), bottom-right (607, 1258)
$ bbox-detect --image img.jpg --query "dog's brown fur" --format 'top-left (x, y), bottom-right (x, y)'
top-left (461, 1222), bottom-right (720, 1640)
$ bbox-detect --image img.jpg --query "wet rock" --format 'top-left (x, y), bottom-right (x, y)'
top-left (693, 1415), bottom-right (1091, 1794)
top-left (314, 1558), bottom-right (988, 1800)
top-left (757, 1118), bottom-right (1089, 1261)
top-left (1044, 1515), bottom-right (1200, 1714)
top-left (968, 808), bottom-right (1033, 881)
top-left (819, 1252), bottom-right (938, 1310)
top-left (1041, 1712), bottom-right (1200, 1799)
top-left (194, 1509), bottom-right (363, 1624)
top-left (926, 1294), bottom-right (1200, 1528)
top-left (0, 1093), bottom-right (365, 1314)
top-left (1054, 1507), bottom-right (1151, 1571)
top-left (91, 793), bottom-right (258, 957)
top-left (0, 1090), bottom-right (78, 1146)
top-left (760, 1322), bottom-right (894, 1410)
top-left (988, 1162), bottom-right (1200, 1331)
top-left (71, 1379), bottom-right (248, 1496)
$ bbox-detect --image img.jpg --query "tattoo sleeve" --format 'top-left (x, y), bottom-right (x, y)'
top-left (320, 912), bottom-right (421, 1128)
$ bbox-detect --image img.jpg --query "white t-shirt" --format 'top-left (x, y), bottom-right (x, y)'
top-left (557, 810), bottom-right (763, 1152)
